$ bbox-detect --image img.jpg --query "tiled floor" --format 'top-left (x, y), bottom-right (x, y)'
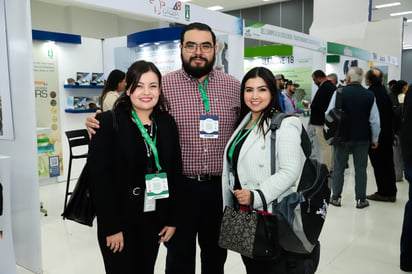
top-left (17, 156), bottom-right (409, 273)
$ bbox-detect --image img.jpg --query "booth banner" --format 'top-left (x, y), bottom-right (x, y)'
top-left (326, 56), bottom-right (370, 87)
top-left (33, 42), bottom-right (63, 179)
top-left (244, 23), bottom-right (327, 53)
top-left (0, 0), bottom-right (14, 140)
top-left (371, 52), bottom-right (398, 66)
top-left (327, 42), bottom-right (370, 61)
top-left (244, 47), bottom-right (314, 103)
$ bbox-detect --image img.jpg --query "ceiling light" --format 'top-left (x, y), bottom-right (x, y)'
top-left (391, 11), bottom-right (412, 16)
top-left (208, 6), bottom-right (224, 11)
top-left (180, 0), bottom-right (191, 2)
top-left (407, 19), bottom-right (412, 23)
top-left (375, 2), bottom-right (400, 9)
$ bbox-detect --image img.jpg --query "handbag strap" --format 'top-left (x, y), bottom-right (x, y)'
top-left (255, 189), bottom-right (268, 212)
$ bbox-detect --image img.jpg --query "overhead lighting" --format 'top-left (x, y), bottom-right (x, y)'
top-left (403, 45), bottom-right (412, 49)
top-left (208, 6), bottom-right (224, 11)
top-left (375, 2), bottom-right (400, 9)
top-left (407, 19), bottom-right (412, 22)
top-left (180, 0), bottom-right (191, 2)
top-left (391, 11), bottom-right (412, 16)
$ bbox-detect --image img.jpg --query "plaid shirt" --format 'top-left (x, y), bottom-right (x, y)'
top-left (162, 68), bottom-right (241, 176)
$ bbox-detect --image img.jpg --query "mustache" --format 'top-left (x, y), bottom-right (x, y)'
top-left (190, 55), bottom-right (208, 62)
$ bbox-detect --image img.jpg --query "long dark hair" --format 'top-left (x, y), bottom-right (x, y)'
top-left (238, 67), bottom-right (282, 135)
top-left (99, 69), bottom-right (125, 107)
top-left (114, 60), bottom-right (168, 117)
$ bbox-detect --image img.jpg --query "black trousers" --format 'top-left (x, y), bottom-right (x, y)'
top-left (241, 242), bottom-right (321, 274)
top-left (166, 176), bottom-right (227, 274)
top-left (98, 221), bottom-right (162, 274)
top-left (368, 142), bottom-right (397, 196)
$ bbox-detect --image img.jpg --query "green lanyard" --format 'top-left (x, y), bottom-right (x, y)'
top-left (228, 117), bottom-right (259, 165)
top-left (199, 77), bottom-right (210, 112)
top-left (131, 109), bottom-right (162, 171)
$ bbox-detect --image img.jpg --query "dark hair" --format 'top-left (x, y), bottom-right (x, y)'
top-left (388, 79), bottom-right (397, 87)
top-left (114, 60), bottom-right (168, 117)
top-left (312, 70), bottom-right (326, 78)
top-left (372, 67), bottom-right (384, 83)
top-left (180, 22), bottom-right (216, 46)
top-left (238, 67), bottom-right (281, 136)
top-left (365, 70), bottom-right (380, 85)
top-left (392, 80), bottom-right (408, 95)
top-left (100, 69), bottom-right (125, 107)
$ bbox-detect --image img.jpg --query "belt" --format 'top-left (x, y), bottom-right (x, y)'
top-left (185, 174), bottom-right (220, 182)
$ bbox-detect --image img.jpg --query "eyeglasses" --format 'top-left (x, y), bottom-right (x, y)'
top-left (183, 42), bottom-right (213, 53)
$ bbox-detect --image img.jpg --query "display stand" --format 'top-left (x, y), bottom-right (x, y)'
top-left (0, 156), bottom-right (17, 274)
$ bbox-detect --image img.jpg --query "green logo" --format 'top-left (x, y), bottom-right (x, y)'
top-left (185, 5), bottom-right (190, 21)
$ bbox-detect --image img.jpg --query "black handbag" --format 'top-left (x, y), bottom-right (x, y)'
top-left (218, 190), bottom-right (281, 260)
top-left (61, 163), bottom-right (95, 226)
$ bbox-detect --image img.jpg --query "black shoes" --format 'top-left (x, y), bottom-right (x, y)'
top-left (356, 199), bottom-right (370, 209)
top-left (330, 197), bottom-right (341, 207)
top-left (367, 192), bottom-right (396, 202)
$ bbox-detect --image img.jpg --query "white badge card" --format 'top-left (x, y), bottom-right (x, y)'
top-left (145, 172), bottom-right (169, 200)
top-left (144, 190), bottom-right (156, 212)
top-left (199, 115), bottom-right (219, 138)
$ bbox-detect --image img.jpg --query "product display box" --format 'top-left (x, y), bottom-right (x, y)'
top-left (67, 96), bottom-right (100, 110)
top-left (76, 72), bottom-right (91, 85)
top-left (91, 72), bottom-right (104, 85)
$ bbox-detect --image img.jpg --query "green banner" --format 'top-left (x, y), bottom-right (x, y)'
top-left (327, 42), bottom-right (370, 60)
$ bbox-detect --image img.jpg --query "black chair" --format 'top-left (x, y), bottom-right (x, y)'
top-left (63, 129), bottom-right (90, 216)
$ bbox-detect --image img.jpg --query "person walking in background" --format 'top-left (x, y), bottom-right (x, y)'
top-left (222, 66), bottom-right (319, 273)
top-left (86, 22), bottom-right (241, 274)
top-left (99, 69), bottom-right (126, 111)
top-left (87, 60), bottom-right (182, 274)
top-left (310, 70), bottom-right (336, 172)
top-left (326, 67), bottom-right (380, 209)
top-left (365, 68), bottom-right (397, 203)
top-left (400, 86), bottom-right (412, 272)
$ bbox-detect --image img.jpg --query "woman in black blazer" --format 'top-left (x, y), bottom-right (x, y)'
top-left (87, 60), bottom-right (182, 274)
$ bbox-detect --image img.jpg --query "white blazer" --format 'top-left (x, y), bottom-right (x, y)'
top-left (222, 112), bottom-right (303, 213)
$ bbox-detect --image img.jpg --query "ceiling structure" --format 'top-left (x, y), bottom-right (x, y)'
top-left (35, 0), bottom-right (412, 49)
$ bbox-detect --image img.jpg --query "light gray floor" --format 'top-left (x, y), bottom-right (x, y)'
top-left (17, 155), bottom-right (409, 274)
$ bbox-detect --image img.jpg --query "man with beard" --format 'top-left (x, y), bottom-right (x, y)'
top-left (282, 80), bottom-right (304, 114)
top-left (86, 22), bottom-right (241, 274)
top-left (162, 22), bottom-right (240, 274)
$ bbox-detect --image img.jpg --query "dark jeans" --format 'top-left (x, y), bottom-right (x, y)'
top-left (166, 176), bottom-right (227, 274)
top-left (368, 142), bottom-right (397, 196)
top-left (401, 162), bottom-right (412, 269)
top-left (332, 141), bottom-right (369, 200)
top-left (241, 242), bottom-right (320, 274)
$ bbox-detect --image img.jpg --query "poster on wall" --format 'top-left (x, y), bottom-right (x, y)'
top-left (0, 0), bottom-right (14, 140)
top-left (32, 41), bottom-right (63, 179)
top-left (244, 47), bottom-right (314, 104)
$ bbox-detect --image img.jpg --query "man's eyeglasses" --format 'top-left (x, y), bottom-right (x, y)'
top-left (183, 42), bottom-right (213, 53)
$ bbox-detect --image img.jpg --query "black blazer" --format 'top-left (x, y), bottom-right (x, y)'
top-left (368, 83), bottom-right (393, 145)
top-left (310, 80), bottom-right (336, 125)
top-left (87, 107), bottom-right (182, 237)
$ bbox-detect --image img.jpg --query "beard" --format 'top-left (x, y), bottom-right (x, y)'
top-left (181, 53), bottom-right (215, 79)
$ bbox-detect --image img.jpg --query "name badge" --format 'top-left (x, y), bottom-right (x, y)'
top-left (145, 172), bottom-right (169, 200)
top-left (144, 189), bottom-right (156, 212)
top-left (199, 115), bottom-right (219, 139)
